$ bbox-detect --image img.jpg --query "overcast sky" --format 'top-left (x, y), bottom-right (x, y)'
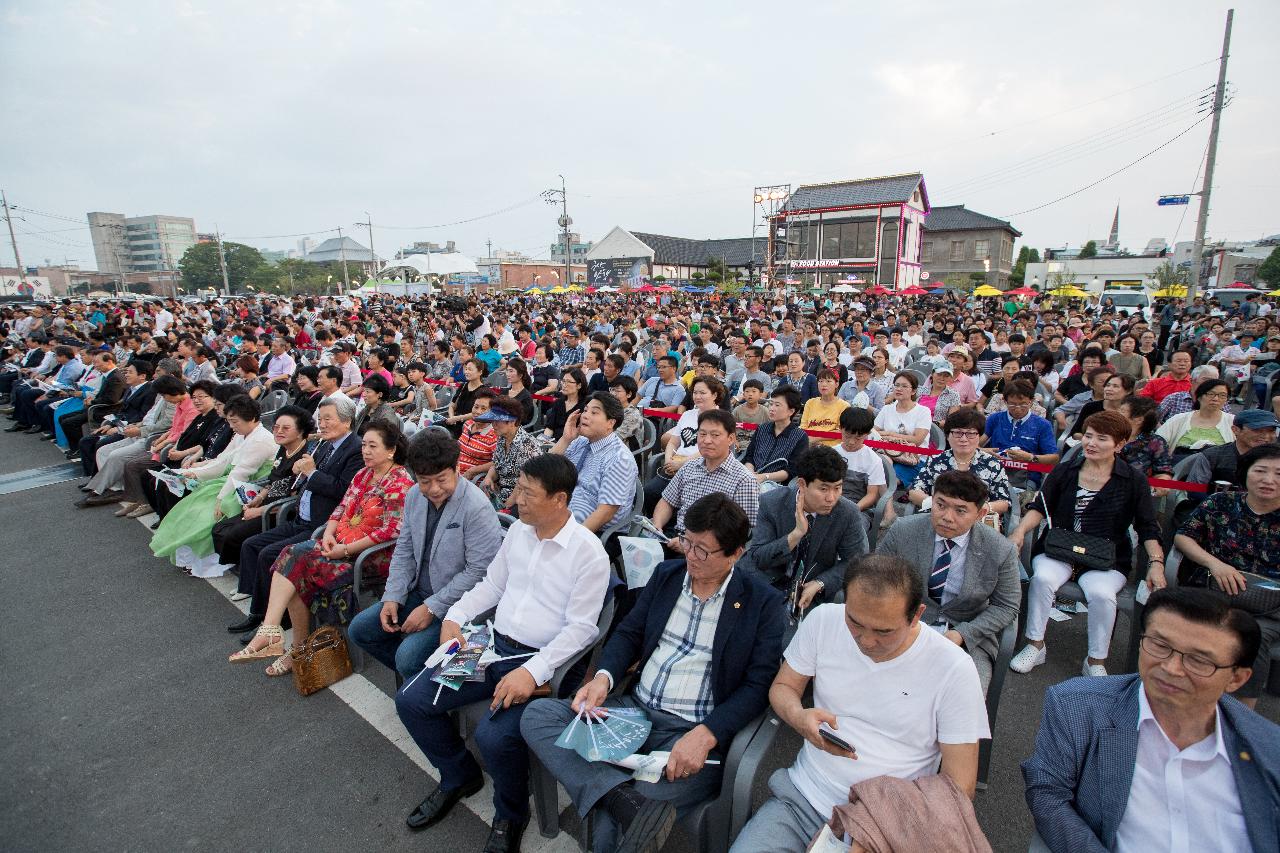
top-left (2, 0), bottom-right (1277, 271)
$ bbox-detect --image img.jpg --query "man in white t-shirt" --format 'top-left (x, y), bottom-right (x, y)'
top-left (729, 554), bottom-right (988, 853)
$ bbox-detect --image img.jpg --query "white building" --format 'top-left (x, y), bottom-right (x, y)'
top-left (1023, 256), bottom-right (1165, 294)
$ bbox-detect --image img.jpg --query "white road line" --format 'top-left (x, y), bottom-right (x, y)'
top-left (137, 513), bottom-right (576, 852)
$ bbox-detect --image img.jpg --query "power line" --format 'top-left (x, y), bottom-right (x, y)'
top-left (936, 87), bottom-right (1213, 196)
top-left (1001, 113), bottom-right (1211, 218)
top-left (372, 196), bottom-right (543, 230)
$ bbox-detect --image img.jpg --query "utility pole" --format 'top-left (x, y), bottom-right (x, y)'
top-left (560, 175), bottom-right (571, 288)
top-left (1, 189), bottom-right (26, 288)
top-left (336, 225), bottom-right (350, 293)
top-left (359, 212), bottom-right (377, 277)
top-left (1186, 8), bottom-right (1233, 304)
top-left (486, 238), bottom-right (493, 260)
top-left (214, 224), bottom-right (231, 296)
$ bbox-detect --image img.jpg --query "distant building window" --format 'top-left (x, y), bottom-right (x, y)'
top-left (974, 240), bottom-right (990, 260)
top-left (921, 241), bottom-right (933, 263)
top-left (950, 241), bottom-right (965, 261)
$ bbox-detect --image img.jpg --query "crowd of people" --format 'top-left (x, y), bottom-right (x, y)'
top-left (2, 286), bottom-right (1279, 853)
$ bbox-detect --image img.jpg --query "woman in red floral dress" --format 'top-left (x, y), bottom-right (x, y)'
top-left (230, 421), bottom-right (413, 675)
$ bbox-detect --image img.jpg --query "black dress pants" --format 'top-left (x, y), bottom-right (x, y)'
top-left (238, 519), bottom-right (315, 617)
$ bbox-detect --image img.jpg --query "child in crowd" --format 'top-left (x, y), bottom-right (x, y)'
top-left (732, 379), bottom-right (768, 454)
top-left (832, 406), bottom-right (887, 532)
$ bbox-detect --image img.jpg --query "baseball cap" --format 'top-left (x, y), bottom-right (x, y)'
top-left (852, 357), bottom-right (875, 372)
top-left (1232, 409), bottom-right (1280, 430)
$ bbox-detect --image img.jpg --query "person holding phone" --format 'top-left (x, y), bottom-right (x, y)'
top-left (731, 554), bottom-right (988, 853)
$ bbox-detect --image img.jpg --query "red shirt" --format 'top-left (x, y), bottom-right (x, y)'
top-left (1137, 374), bottom-right (1190, 403)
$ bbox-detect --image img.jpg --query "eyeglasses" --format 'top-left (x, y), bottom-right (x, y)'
top-left (677, 534), bottom-right (724, 561)
top-left (1139, 635), bottom-right (1235, 678)
top-left (948, 430), bottom-right (980, 439)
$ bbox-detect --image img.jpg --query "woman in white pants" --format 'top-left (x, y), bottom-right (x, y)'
top-left (1008, 410), bottom-right (1164, 677)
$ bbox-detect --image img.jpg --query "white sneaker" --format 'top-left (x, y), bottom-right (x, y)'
top-left (1009, 644), bottom-right (1047, 673)
top-left (229, 591), bottom-right (251, 602)
top-left (1082, 659), bottom-right (1109, 677)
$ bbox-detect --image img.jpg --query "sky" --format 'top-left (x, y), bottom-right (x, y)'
top-left (2, 0), bottom-right (1277, 272)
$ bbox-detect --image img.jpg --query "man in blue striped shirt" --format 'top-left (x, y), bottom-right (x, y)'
top-left (552, 391), bottom-right (638, 541)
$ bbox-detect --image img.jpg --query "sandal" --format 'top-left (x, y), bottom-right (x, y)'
top-left (228, 625), bottom-right (284, 662)
top-left (265, 653), bottom-right (293, 677)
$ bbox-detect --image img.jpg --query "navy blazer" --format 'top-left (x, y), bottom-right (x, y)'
top-left (596, 559), bottom-right (785, 748)
top-left (298, 432), bottom-right (364, 524)
top-left (118, 381), bottom-right (157, 424)
top-left (1023, 673), bottom-right (1280, 853)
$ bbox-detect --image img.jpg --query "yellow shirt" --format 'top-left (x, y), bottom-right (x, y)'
top-left (800, 396), bottom-right (850, 445)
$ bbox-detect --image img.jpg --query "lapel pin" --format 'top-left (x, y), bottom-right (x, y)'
top-left (1239, 751), bottom-right (1251, 761)
top-left (733, 602), bottom-right (741, 609)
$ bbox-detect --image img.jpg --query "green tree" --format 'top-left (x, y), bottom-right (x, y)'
top-left (178, 241), bottom-right (266, 294)
top-left (1152, 260), bottom-right (1189, 292)
top-left (1078, 240), bottom-right (1098, 259)
top-left (1257, 246), bottom-right (1280, 287)
top-left (1010, 245), bottom-right (1031, 285)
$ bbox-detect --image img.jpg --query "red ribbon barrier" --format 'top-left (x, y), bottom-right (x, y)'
top-left (418, 375), bottom-right (1209, 493)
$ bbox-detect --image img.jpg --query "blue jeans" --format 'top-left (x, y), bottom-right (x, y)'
top-left (348, 590), bottom-right (442, 680)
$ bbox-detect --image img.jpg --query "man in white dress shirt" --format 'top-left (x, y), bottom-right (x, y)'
top-left (1023, 587), bottom-right (1279, 853)
top-left (396, 453), bottom-right (611, 853)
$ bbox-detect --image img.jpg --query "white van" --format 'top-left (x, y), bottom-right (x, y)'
top-left (1205, 287), bottom-right (1263, 311)
top-left (1100, 289), bottom-right (1152, 322)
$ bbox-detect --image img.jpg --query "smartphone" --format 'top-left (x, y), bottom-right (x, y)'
top-left (818, 726), bottom-right (855, 754)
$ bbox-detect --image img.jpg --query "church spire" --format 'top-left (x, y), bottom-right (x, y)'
top-left (1107, 205), bottom-right (1119, 250)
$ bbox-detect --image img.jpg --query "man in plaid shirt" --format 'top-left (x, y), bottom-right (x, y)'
top-left (652, 408), bottom-right (760, 534)
top-left (520, 494), bottom-right (785, 853)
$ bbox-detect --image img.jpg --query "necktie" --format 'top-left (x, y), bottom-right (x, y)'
top-left (930, 539), bottom-right (954, 603)
top-left (792, 514), bottom-right (816, 579)
top-left (295, 440), bottom-right (335, 489)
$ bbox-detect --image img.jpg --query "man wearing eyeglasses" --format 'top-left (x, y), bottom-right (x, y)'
top-left (521, 494), bottom-right (785, 853)
top-left (1023, 587), bottom-right (1280, 853)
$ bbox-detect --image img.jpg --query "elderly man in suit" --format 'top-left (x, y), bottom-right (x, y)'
top-left (1023, 587), bottom-right (1280, 853)
top-left (738, 444), bottom-right (868, 612)
top-left (521, 493), bottom-right (785, 853)
top-left (60, 350), bottom-right (128, 453)
top-left (228, 395), bottom-right (364, 637)
top-left (348, 428), bottom-right (504, 679)
top-left (876, 469), bottom-right (1020, 693)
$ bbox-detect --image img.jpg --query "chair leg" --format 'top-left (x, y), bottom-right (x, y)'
top-left (528, 753), bottom-right (562, 839)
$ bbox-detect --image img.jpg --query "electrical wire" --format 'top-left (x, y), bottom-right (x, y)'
top-left (1001, 113), bottom-right (1211, 218)
top-left (1170, 137), bottom-right (1210, 247)
top-left (372, 195), bottom-right (544, 230)
top-left (935, 88), bottom-right (1213, 196)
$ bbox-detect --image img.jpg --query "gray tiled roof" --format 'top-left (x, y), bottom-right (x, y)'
top-left (630, 232), bottom-right (766, 267)
top-left (923, 205), bottom-right (1022, 237)
top-left (781, 173), bottom-right (924, 212)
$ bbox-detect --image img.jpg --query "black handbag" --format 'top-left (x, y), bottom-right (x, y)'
top-left (1042, 511), bottom-right (1115, 573)
top-left (1210, 572), bottom-right (1280, 617)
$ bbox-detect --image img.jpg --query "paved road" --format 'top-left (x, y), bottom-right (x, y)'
top-left (1, 428), bottom-right (1274, 853)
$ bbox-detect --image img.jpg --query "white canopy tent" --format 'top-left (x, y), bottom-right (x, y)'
top-left (379, 253), bottom-right (479, 278)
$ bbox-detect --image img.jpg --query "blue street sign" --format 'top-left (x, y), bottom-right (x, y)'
top-left (1158, 195), bottom-right (1191, 206)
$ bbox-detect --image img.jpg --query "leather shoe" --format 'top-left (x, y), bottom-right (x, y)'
top-left (483, 818), bottom-right (527, 853)
top-left (4, 423), bottom-right (25, 432)
top-left (24, 425), bottom-right (43, 434)
top-left (227, 613), bottom-right (263, 634)
top-left (77, 491), bottom-right (123, 508)
top-left (406, 776), bottom-right (484, 830)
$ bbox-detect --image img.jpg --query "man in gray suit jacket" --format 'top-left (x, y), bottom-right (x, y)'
top-left (738, 445), bottom-right (869, 613)
top-left (349, 429), bottom-right (504, 678)
top-left (876, 469), bottom-right (1020, 692)
top-left (1023, 587), bottom-right (1279, 853)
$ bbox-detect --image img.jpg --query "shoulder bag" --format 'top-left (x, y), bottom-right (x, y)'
top-left (1042, 504), bottom-right (1115, 574)
top-left (1209, 572), bottom-right (1280, 617)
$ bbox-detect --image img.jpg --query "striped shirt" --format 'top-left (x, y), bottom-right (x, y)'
top-left (634, 571), bottom-right (730, 723)
top-left (564, 432), bottom-right (638, 538)
top-left (742, 421), bottom-right (809, 480)
top-left (662, 453), bottom-right (760, 530)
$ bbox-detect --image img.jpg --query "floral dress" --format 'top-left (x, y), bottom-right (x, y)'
top-left (1178, 492), bottom-right (1280, 584)
top-left (270, 464), bottom-right (414, 625)
top-left (912, 449), bottom-right (1012, 507)
top-left (491, 429), bottom-right (542, 505)
top-left (1120, 432), bottom-right (1173, 478)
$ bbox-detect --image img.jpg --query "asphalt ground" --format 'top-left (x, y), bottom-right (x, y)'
top-left (0, 426), bottom-right (1275, 853)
